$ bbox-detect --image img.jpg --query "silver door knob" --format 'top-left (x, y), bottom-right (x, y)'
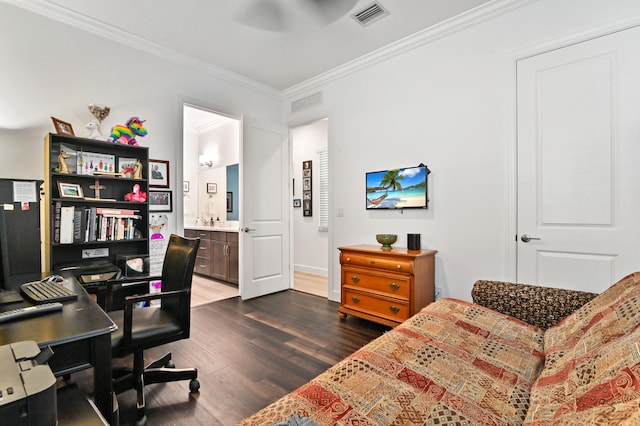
top-left (243, 227), bottom-right (256, 233)
top-left (521, 234), bottom-right (541, 242)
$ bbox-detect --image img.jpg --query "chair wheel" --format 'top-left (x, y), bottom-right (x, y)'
top-left (189, 379), bottom-right (200, 393)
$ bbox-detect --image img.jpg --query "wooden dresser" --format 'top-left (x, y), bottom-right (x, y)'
top-left (338, 244), bottom-right (437, 327)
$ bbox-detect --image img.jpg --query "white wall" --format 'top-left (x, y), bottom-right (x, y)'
top-left (292, 119), bottom-right (328, 276)
top-left (284, 0), bottom-right (640, 302)
top-left (183, 129), bottom-right (199, 223)
top-left (3, 0), bottom-right (640, 303)
top-left (0, 3), bottom-right (281, 238)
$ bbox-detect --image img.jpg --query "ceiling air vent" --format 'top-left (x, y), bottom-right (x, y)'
top-left (291, 92), bottom-right (322, 113)
top-left (351, 2), bottom-right (389, 27)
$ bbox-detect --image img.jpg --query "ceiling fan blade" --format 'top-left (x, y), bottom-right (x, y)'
top-left (234, 0), bottom-right (359, 32)
top-left (300, 0), bottom-right (360, 25)
top-left (234, 0), bottom-right (295, 32)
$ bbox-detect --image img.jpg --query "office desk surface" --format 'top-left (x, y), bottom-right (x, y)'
top-left (0, 275), bottom-right (117, 424)
top-left (0, 276), bottom-right (116, 345)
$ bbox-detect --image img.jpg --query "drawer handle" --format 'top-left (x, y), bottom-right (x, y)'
top-left (370, 260), bottom-right (376, 265)
top-left (389, 306), bottom-right (400, 313)
top-left (351, 275), bottom-right (360, 283)
top-left (389, 283), bottom-right (400, 290)
top-left (346, 257), bottom-right (351, 262)
top-left (351, 296), bottom-right (360, 303)
top-left (397, 264), bottom-right (401, 269)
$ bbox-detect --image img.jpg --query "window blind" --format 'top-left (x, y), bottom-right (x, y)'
top-left (318, 148), bottom-right (329, 231)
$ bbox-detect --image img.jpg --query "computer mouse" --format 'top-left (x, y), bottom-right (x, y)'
top-left (43, 274), bottom-right (65, 283)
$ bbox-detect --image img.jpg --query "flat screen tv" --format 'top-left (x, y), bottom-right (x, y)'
top-left (366, 164), bottom-right (430, 210)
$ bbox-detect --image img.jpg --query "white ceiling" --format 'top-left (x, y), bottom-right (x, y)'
top-left (17, 0), bottom-right (491, 92)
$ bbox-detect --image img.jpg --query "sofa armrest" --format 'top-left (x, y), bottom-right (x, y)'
top-left (471, 280), bottom-right (598, 329)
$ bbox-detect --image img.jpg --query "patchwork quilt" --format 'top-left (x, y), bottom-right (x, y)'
top-left (239, 299), bottom-right (545, 425)
top-left (240, 272), bottom-right (640, 426)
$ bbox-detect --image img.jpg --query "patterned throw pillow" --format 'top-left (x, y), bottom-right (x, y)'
top-left (525, 272), bottom-right (640, 425)
top-left (543, 272), bottom-right (640, 369)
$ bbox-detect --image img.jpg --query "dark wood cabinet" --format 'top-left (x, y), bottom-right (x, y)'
top-left (185, 229), bottom-right (238, 284)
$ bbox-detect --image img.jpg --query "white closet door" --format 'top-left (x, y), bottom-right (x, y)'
top-left (517, 26), bottom-right (640, 292)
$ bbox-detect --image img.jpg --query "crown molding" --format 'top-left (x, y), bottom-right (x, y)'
top-left (282, 0), bottom-right (536, 99)
top-left (4, 0), bottom-right (282, 100)
top-left (5, 0), bottom-right (534, 102)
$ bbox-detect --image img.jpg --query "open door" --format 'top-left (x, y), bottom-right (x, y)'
top-left (239, 115), bottom-right (290, 299)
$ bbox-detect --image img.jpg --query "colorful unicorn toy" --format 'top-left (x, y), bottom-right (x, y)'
top-left (108, 117), bottom-right (147, 145)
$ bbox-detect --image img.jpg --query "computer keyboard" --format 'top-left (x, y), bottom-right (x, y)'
top-left (20, 280), bottom-right (78, 303)
top-left (0, 302), bottom-right (63, 323)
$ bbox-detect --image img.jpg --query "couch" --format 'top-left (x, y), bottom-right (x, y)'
top-left (239, 272), bottom-right (640, 425)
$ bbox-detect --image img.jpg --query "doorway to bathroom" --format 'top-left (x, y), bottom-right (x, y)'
top-left (183, 104), bottom-right (240, 301)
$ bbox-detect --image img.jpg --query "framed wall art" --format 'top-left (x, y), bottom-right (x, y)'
top-left (227, 192), bottom-right (233, 212)
top-left (149, 190), bottom-right (173, 212)
top-left (207, 183), bottom-right (217, 194)
top-left (302, 160), bottom-right (312, 216)
top-left (149, 159), bottom-right (169, 188)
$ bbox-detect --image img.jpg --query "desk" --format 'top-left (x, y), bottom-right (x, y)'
top-left (0, 275), bottom-right (117, 424)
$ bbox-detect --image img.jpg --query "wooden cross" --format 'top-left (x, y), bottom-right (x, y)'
top-left (90, 179), bottom-right (106, 199)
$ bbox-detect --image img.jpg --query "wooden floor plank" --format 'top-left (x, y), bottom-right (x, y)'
top-left (74, 290), bottom-right (389, 425)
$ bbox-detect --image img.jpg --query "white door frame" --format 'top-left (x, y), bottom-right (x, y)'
top-left (504, 18), bottom-right (640, 283)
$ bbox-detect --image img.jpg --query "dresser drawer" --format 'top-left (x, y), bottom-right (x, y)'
top-left (196, 239), bottom-right (211, 258)
top-left (341, 252), bottom-right (413, 274)
top-left (342, 289), bottom-right (410, 322)
top-left (342, 268), bottom-right (410, 299)
top-left (184, 229), bottom-right (199, 238)
top-left (185, 229), bottom-right (211, 240)
top-left (194, 256), bottom-right (211, 275)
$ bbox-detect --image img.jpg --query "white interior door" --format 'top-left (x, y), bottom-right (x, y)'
top-left (239, 115), bottom-right (290, 299)
top-left (516, 26), bottom-right (640, 293)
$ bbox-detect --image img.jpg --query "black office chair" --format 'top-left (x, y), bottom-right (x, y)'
top-left (107, 234), bottom-right (201, 426)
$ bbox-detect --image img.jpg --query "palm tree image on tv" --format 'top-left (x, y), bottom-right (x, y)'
top-left (366, 166), bottom-right (428, 209)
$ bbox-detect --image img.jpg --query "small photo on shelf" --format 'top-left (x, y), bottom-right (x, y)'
top-left (58, 182), bottom-right (84, 199)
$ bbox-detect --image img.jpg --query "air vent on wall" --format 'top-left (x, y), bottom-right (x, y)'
top-left (291, 92), bottom-right (323, 113)
top-left (351, 2), bottom-right (389, 27)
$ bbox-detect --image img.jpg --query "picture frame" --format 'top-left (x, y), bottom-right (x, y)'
top-left (58, 182), bottom-right (84, 199)
top-left (51, 117), bottom-right (75, 136)
top-left (183, 181), bottom-right (190, 192)
top-left (149, 159), bottom-right (169, 188)
top-left (117, 157), bottom-right (138, 177)
top-left (149, 190), bottom-right (172, 212)
top-left (207, 183), bottom-right (217, 194)
top-left (303, 169), bottom-right (311, 178)
top-left (227, 192), bottom-right (233, 212)
top-left (303, 177), bottom-right (311, 191)
top-left (303, 160), bottom-right (312, 170)
top-left (77, 151), bottom-right (116, 176)
top-left (293, 199), bottom-right (301, 208)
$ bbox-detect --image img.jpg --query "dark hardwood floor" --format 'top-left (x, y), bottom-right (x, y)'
top-left (75, 290), bottom-right (389, 425)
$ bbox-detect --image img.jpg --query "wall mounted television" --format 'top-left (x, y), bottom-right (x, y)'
top-left (366, 164), bottom-right (430, 210)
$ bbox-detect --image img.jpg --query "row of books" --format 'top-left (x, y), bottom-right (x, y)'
top-left (53, 202), bottom-right (142, 244)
